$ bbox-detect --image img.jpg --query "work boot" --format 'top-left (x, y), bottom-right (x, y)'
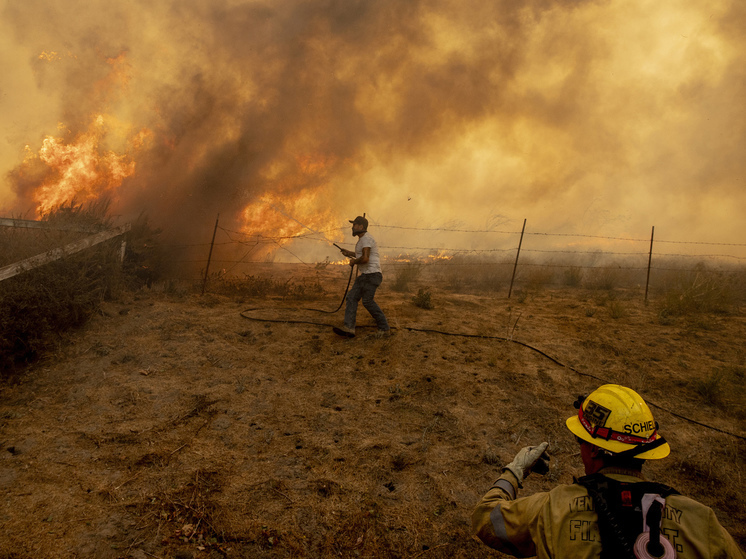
top-left (375, 329), bottom-right (391, 339)
top-left (339, 325), bottom-right (355, 335)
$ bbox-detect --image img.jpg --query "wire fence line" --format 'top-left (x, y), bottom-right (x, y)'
top-left (5, 216), bottom-right (744, 300)
top-left (214, 223), bottom-right (746, 246)
top-left (165, 223), bottom-right (746, 249)
top-left (172, 258), bottom-right (746, 274)
top-left (161, 222), bottom-right (746, 268)
top-left (148, 217), bottom-right (746, 302)
top-left (164, 241), bottom-right (746, 261)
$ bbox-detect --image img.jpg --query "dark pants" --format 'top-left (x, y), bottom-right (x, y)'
top-left (344, 272), bottom-right (389, 331)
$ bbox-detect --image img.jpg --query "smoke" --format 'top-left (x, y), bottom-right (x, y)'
top-left (2, 0), bottom-right (745, 258)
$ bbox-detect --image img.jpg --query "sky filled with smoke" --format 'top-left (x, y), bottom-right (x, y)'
top-left (1, 0), bottom-right (745, 261)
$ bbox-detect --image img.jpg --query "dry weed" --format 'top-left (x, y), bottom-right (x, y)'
top-left (392, 261), bottom-right (423, 292)
top-left (657, 264), bottom-right (735, 317)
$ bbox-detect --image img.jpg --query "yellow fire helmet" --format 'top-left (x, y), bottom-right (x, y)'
top-left (566, 384), bottom-right (670, 460)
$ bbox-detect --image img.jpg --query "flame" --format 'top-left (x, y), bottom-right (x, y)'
top-left (241, 191), bottom-right (338, 239)
top-left (427, 252), bottom-right (453, 262)
top-left (20, 45), bottom-right (345, 260)
top-left (16, 50), bottom-right (149, 215)
top-left (28, 115), bottom-right (145, 214)
top-left (387, 251), bottom-right (454, 264)
top-left (239, 151), bottom-right (341, 255)
top-left (297, 152), bottom-right (337, 175)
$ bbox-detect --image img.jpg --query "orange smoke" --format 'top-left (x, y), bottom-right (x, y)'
top-left (5, 0), bottom-right (742, 261)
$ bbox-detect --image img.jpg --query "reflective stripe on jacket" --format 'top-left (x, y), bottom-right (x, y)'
top-left (472, 468), bottom-right (744, 559)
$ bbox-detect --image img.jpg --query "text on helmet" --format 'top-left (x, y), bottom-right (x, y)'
top-left (623, 420), bottom-right (655, 435)
top-left (584, 401), bottom-right (611, 427)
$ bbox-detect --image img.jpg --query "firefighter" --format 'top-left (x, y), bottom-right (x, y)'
top-left (472, 384), bottom-right (744, 558)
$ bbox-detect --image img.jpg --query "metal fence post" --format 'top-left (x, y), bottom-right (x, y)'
top-left (201, 214), bottom-right (220, 296)
top-left (644, 225), bottom-right (654, 303)
top-left (508, 218), bottom-right (527, 299)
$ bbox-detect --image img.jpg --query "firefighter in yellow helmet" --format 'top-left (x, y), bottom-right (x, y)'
top-left (472, 384), bottom-right (744, 559)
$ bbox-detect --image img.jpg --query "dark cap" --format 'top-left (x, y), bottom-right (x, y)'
top-left (349, 215), bottom-right (368, 229)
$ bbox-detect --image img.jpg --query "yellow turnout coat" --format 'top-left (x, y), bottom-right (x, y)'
top-left (472, 468), bottom-right (744, 559)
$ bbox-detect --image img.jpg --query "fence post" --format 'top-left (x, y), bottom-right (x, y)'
top-left (644, 225), bottom-right (654, 303)
top-left (508, 218), bottom-right (527, 299)
top-left (201, 214), bottom-right (220, 296)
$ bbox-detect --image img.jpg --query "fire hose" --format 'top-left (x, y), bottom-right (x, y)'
top-left (239, 261), bottom-right (355, 324)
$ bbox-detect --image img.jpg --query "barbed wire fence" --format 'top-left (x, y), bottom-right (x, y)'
top-left (156, 216), bottom-right (746, 301)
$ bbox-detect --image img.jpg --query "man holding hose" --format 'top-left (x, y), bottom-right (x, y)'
top-left (472, 384), bottom-right (744, 558)
top-left (336, 215), bottom-right (390, 338)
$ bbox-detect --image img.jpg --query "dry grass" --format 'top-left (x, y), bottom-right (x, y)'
top-left (432, 255), bottom-right (513, 293)
top-left (1, 249), bottom-right (745, 558)
top-left (655, 264), bottom-right (741, 318)
top-left (391, 262), bottom-right (424, 293)
top-left (412, 288), bottom-right (435, 310)
top-left (209, 274), bottom-right (326, 301)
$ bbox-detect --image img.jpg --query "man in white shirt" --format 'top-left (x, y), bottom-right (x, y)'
top-left (337, 215), bottom-right (390, 337)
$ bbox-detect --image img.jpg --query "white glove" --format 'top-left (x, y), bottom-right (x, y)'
top-left (503, 442), bottom-right (550, 487)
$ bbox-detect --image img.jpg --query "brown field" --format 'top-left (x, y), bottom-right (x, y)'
top-left (1, 263), bottom-right (745, 558)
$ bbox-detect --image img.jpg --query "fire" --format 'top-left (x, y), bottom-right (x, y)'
top-left (387, 252), bottom-right (454, 264)
top-left (29, 115), bottom-right (138, 214)
top-left (15, 50), bottom-right (148, 215)
top-left (238, 192), bottom-right (342, 263)
top-left (297, 153), bottom-right (337, 175)
top-left (427, 252), bottom-right (453, 262)
top-left (241, 192), bottom-right (338, 240)
top-left (239, 151), bottom-right (341, 251)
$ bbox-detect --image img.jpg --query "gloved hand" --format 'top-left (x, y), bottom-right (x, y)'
top-left (502, 442), bottom-right (550, 487)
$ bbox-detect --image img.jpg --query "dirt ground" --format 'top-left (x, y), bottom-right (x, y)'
top-left (1, 264), bottom-right (745, 558)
